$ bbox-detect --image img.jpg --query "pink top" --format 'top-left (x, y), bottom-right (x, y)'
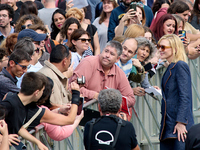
top-left (69, 55), bottom-right (135, 107)
top-left (40, 106), bottom-right (74, 141)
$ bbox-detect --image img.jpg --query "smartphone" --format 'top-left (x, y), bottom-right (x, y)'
top-left (77, 97), bottom-right (84, 115)
top-left (179, 30), bottom-right (186, 41)
top-left (144, 62), bottom-right (152, 72)
top-left (130, 2), bottom-right (136, 11)
top-left (13, 142), bottom-right (27, 150)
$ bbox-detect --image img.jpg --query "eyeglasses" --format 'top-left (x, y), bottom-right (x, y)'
top-left (157, 44), bottom-right (172, 51)
top-left (34, 48), bottom-right (40, 53)
top-left (21, 24), bottom-right (32, 30)
top-left (78, 38), bottom-right (91, 43)
top-left (15, 62), bottom-right (30, 70)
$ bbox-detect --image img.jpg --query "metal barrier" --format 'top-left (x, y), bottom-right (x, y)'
top-left (10, 58), bottom-right (200, 150)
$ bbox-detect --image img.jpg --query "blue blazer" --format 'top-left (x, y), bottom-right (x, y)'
top-left (159, 61), bottom-right (194, 141)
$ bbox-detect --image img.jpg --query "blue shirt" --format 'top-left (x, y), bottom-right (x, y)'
top-left (116, 59), bottom-right (132, 78)
top-left (0, 26), bottom-right (14, 44)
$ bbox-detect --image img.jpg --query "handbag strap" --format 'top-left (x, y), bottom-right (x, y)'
top-left (23, 108), bottom-right (42, 129)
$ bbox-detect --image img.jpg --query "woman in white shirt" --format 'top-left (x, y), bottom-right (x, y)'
top-left (70, 28), bottom-right (91, 70)
top-left (93, 0), bottom-right (118, 53)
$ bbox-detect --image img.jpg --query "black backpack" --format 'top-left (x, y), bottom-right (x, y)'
top-left (87, 115), bottom-right (123, 150)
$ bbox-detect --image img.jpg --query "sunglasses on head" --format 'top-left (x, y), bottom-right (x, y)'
top-left (157, 44), bottom-right (172, 51)
top-left (15, 62), bottom-right (30, 70)
top-left (21, 24), bottom-right (32, 30)
top-left (78, 38), bottom-right (91, 43)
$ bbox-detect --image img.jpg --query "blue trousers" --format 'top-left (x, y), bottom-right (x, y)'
top-left (160, 138), bottom-right (185, 150)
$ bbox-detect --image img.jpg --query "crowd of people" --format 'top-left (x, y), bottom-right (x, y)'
top-left (0, 0), bottom-right (199, 149)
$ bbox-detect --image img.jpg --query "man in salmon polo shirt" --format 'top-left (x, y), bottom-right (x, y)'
top-left (69, 40), bottom-right (135, 108)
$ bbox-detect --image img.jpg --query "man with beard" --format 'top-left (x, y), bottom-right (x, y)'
top-left (69, 40), bottom-right (135, 108)
top-left (0, 4), bottom-right (14, 44)
top-left (0, 0), bottom-right (20, 25)
top-left (107, 0), bottom-right (153, 41)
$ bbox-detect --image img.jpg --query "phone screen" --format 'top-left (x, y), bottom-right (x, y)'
top-left (77, 97), bottom-right (84, 115)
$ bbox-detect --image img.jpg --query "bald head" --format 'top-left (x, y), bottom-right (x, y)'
top-left (120, 38), bottom-right (137, 64)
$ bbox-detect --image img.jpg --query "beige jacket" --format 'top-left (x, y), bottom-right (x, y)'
top-left (38, 61), bottom-right (71, 105)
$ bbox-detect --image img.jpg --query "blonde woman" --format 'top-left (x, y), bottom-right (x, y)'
top-left (124, 24), bottom-right (145, 38)
top-left (157, 34), bottom-right (194, 150)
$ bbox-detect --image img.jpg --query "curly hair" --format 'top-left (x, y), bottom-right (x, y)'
top-left (135, 37), bottom-right (155, 62)
top-left (98, 89), bottom-right (122, 114)
top-left (15, 14), bottom-right (44, 33)
top-left (65, 8), bottom-right (83, 21)
top-left (5, 33), bottom-right (18, 55)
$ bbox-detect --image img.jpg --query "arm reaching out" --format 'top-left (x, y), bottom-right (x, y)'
top-left (18, 127), bottom-right (48, 150)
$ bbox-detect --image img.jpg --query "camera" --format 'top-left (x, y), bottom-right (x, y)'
top-left (77, 75), bottom-right (85, 84)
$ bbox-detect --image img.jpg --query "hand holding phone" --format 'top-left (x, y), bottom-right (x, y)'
top-left (179, 30), bottom-right (186, 41)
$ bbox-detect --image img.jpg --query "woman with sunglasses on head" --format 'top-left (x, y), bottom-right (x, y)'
top-left (151, 13), bottom-right (178, 42)
top-left (15, 14), bottom-right (44, 33)
top-left (70, 29), bottom-right (91, 70)
top-left (157, 34), bottom-right (194, 150)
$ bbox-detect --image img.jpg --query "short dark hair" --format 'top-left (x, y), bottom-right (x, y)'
top-left (50, 44), bottom-right (70, 63)
top-left (70, 28), bottom-right (90, 52)
top-left (20, 72), bottom-right (47, 95)
top-left (0, 48), bottom-right (7, 61)
top-left (8, 49), bottom-right (31, 67)
top-left (167, 1), bottom-right (189, 14)
top-left (20, 1), bottom-right (38, 18)
top-left (14, 37), bottom-right (34, 56)
top-left (0, 4), bottom-right (14, 19)
top-left (98, 89), bottom-right (122, 114)
top-left (105, 40), bottom-right (123, 56)
top-left (36, 77), bottom-right (54, 106)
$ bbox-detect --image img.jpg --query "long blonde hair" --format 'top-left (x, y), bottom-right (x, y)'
top-left (158, 34), bottom-right (187, 63)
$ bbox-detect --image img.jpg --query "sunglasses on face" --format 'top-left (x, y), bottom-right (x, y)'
top-left (34, 48), bottom-right (40, 53)
top-left (78, 38), bottom-right (91, 43)
top-left (157, 44), bottom-right (172, 51)
top-left (15, 62), bottom-right (30, 70)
